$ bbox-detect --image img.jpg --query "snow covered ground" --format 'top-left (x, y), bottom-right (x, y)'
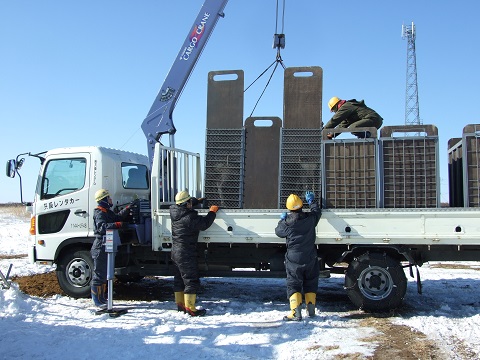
top-left (1, 209), bottom-right (480, 359)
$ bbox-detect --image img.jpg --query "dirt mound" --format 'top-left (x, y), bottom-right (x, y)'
top-left (13, 272), bottom-right (63, 297)
top-left (13, 271), bottom-right (171, 301)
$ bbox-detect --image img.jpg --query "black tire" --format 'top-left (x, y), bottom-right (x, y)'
top-left (344, 252), bottom-right (407, 312)
top-left (56, 248), bottom-right (93, 298)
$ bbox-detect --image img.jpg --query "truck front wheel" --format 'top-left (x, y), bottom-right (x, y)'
top-left (344, 252), bottom-right (407, 311)
top-left (56, 248), bottom-right (93, 298)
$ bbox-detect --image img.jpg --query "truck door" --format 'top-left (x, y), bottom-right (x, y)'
top-left (34, 153), bottom-right (91, 244)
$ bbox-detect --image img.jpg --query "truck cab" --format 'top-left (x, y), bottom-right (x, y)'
top-left (24, 146), bottom-right (150, 297)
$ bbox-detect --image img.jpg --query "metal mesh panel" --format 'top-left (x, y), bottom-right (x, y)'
top-left (204, 129), bottom-right (244, 208)
top-left (381, 137), bottom-right (439, 208)
top-left (279, 129), bottom-right (322, 207)
top-left (463, 125), bottom-right (480, 207)
top-left (322, 139), bottom-right (377, 208)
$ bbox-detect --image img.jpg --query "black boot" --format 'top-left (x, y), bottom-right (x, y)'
top-left (91, 285), bottom-right (107, 307)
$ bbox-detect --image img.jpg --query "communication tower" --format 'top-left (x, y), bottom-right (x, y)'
top-left (402, 22), bottom-right (421, 126)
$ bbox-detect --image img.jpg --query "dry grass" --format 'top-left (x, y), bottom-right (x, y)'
top-left (0, 203), bottom-right (30, 218)
top-left (429, 263), bottom-right (480, 271)
top-left (358, 316), bottom-right (442, 360)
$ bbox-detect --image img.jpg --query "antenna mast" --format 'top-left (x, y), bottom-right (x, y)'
top-left (402, 22), bottom-right (421, 127)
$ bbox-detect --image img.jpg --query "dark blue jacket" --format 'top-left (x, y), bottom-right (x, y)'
top-left (92, 206), bottom-right (129, 249)
top-left (275, 202), bottom-right (321, 264)
top-left (169, 204), bottom-right (216, 246)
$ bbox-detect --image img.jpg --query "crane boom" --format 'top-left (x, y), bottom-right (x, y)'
top-left (141, 0), bottom-right (228, 165)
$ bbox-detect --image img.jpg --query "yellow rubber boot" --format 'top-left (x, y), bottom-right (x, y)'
top-left (184, 293), bottom-right (206, 317)
top-left (305, 292), bottom-right (316, 317)
top-left (175, 291), bottom-right (185, 312)
top-left (283, 292), bottom-right (302, 321)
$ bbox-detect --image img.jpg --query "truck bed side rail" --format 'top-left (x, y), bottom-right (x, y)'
top-left (151, 143), bottom-right (203, 208)
top-left (152, 207), bottom-right (480, 251)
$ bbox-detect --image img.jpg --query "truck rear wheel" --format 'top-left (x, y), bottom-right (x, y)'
top-left (344, 252), bottom-right (407, 311)
top-left (56, 248), bottom-right (93, 298)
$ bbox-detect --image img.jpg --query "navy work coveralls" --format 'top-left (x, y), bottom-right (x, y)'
top-left (169, 203), bottom-right (216, 294)
top-left (91, 206), bottom-right (130, 286)
top-left (275, 202), bottom-right (322, 298)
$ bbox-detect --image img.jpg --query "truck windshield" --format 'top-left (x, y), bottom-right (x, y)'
top-left (41, 158), bottom-right (86, 199)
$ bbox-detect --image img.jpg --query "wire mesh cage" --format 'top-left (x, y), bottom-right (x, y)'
top-left (204, 128), bottom-right (245, 208)
top-left (321, 128), bottom-right (377, 209)
top-left (379, 125), bottom-right (439, 208)
top-left (279, 129), bottom-right (322, 208)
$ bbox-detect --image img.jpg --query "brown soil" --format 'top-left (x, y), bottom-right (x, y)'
top-left (13, 271), bottom-right (172, 301)
top-left (359, 316), bottom-right (442, 360)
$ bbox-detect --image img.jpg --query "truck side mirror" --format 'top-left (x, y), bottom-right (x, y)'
top-left (6, 159), bottom-right (16, 178)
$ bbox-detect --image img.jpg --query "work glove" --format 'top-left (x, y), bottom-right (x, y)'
top-left (115, 222), bottom-right (129, 229)
top-left (305, 191), bottom-right (315, 205)
top-left (209, 205), bottom-right (219, 213)
top-left (280, 212), bottom-right (287, 220)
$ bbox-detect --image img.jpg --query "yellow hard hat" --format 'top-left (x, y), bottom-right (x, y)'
top-left (286, 194), bottom-right (303, 210)
top-left (175, 190), bottom-right (192, 205)
top-left (95, 189), bottom-right (110, 202)
top-left (328, 96), bottom-right (341, 111)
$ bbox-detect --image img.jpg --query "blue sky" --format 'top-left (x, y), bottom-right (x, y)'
top-left (1, 0), bottom-right (479, 204)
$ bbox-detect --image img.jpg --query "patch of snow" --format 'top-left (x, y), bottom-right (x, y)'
top-left (1, 214), bottom-right (480, 359)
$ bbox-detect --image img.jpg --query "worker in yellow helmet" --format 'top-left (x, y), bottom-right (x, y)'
top-left (275, 191), bottom-right (322, 321)
top-left (324, 96), bottom-right (383, 139)
top-left (170, 190), bottom-right (219, 317)
top-left (91, 189), bottom-right (131, 307)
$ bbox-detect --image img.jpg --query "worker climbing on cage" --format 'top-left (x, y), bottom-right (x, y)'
top-left (170, 190), bottom-right (219, 317)
top-left (324, 96), bottom-right (383, 139)
top-left (275, 191), bottom-right (322, 321)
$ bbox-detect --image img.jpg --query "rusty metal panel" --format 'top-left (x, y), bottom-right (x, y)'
top-left (243, 117), bottom-right (282, 209)
top-left (379, 125), bottom-right (439, 208)
top-left (207, 70), bottom-right (244, 129)
top-left (283, 66), bottom-right (323, 129)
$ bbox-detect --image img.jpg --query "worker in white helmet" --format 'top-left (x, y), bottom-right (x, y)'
top-left (324, 96), bottom-right (383, 139)
top-left (170, 190), bottom-right (219, 317)
top-left (275, 191), bottom-right (322, 321)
